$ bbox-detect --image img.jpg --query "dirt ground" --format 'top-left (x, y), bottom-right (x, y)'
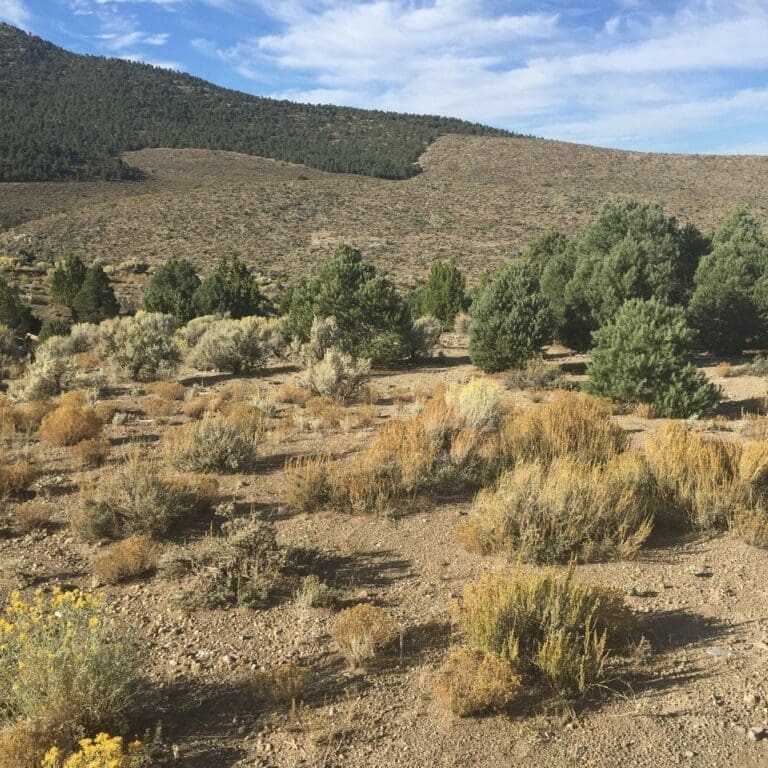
top-left (2, 342), bottom-right (768, 768)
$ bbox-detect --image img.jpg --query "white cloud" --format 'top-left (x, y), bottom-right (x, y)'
top-left (0, 0), bottom-right (30, 27)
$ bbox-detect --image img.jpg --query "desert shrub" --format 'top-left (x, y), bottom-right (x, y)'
top-left (12, 399), bottom-right (54, 431)
top-left (0, 456), bottom-right (35, 497)
top-left (11, 501), bottom-right (53, 533)
top-left (71, 266), bottom-right (119, 323)
top-left (332, 604), bottom-right (399, 668)
top-left (413, 258), bottom-right (467, 326)
top-left (102, 313), bottom-right (180, 381)
top-left (469, 261), bottom-right (553, 373)
top-left (559, 200), bottom-right (706, 350)
top-left (586, 298), bottom-right (720, 417)
top-left (251, 664), bottom-right (308, 706)
top-left (160, 516), bottom-right (285, 608)
top-left (163, 414), bottom-right (257, 472)
top-left (298, 315), bottom-right (341, 365)
top-left (453, 311), bottom-right (471, 334)
top-left (506, 357), bottom-right (566, 391)
top-left (39, 405), bottom-right (102, 446)
top-left (146, 381), bottom-right (185, 401)
top-left (456, 453), bottom-right (655, 563)
top-left (93, 536), bottom-right (157, 584)
top-left (38, 319), bottom-right (71, 345)
top-left (301, 346), bottom-right (370, 402)
top-left (8, 347), bottom-right (76, 402)
top-left (501, 391), bottom-right (627, 467)
top-left (445, 378), bottom-right (503, 430)
top-left (0, 589), bottom-right (137, 743)
top-left (0, 276), bottom-right (39, 334)
top-left (41, 733), bottom-right (147, 768)
top-left (410, 315), bottom-right (442, 356)
top-left (142, 395), bottom-right (176, 419)
top-left (644, 423), bottom-right (740, 530)
top-left (293, 575), bottom-right (338, 609)
top-left (194, 255), bottom-right (266, 318)
top-left (457, 568), bottom-right (634, 696)
top-left (142, 258), bottom-right (201, 324)
top-left (74, 455), bottom-right (216, 539)
top-left (72, 437), bottom-right (111, 468)
top-left (284, 455), bottom-right (330, 512)
top-left (275, 381), bottom-right (311, 405)
top-left (433, 648), bottom-right (519, 717)
top-left (182, 395), bottom-right (209, 419)
top-left (186, 316), bottom-right (266, 374)
top-left (285, 244), bottom-right (414, 364)
top-left (175, 314), bottom-right (222, 347)
top-left (0, 721), bottom-right (48, 768)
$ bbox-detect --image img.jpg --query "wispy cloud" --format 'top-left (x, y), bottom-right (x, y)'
top-left (0, 0), bottom-right (31, 27)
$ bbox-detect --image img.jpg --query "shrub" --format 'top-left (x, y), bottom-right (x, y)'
top-left (457, 568), bottom-right (634, 696)
top-left (186, 316), bottom-right (266, 374)
top-left (176, 314), bottom-right (222, 347)
top-left (284, 455), bottom-right (330, 512)
top-left (71, 266), bottom-right (119, 323)
top-left (146, 380), bottom-right (185, 401)
top-left (103, 313), bottom-right (180, 381)
top-left (275, 381), bottom-right (311, 405)
top-left (285, 244), bottom-right (414, 364)
top-left (142, 258), bottom-right (201, 324)
top-left (0, 589), bottom-right (137, 743)
top-left (469, 262), bottom-right (553, 373)
top-left (142, 395), bottom-right (176, 419)
top-left (0, 721), bottom-right (47, 768)
top-left (293, 575), bottom-right (338, 609)
top-left (163, 414), bottom-right (256, 472)
top-left (332, 604), bottom-right (399, 668)
top-left (93, 536), bottom-right (158, 584)
top-left (301, 346), bottom-right (370, 402)
top-left (0, 277), bottom-right (39, 334)
top-left (0, 457), bottom-right (35, 497)
top-left (413, 258), bottom-right (467, 326)
top-left (72, 437), bottom-right (111, 468)
top-left (74, 455), bottom-right (216, 539)
top-left (42, 732), bottom-right (146, 768)
top-left (433, 648), bottom-right (519, 716)
top-left (445, 378), bottom-right (503, 430)
top-left (586, 298), bottom-right (720, 418)
top-left (506, 358), bottom-right (566, 391)
top-left (50, 254), bottom-right (87, 313)
top-left (456, 453), bottom-right (655, 563)
top-left (39, 405), bottom-right (102, 446)
top-left (194, 255), bottom-right (266, 318)
top-left (251, 664), bottom-right (308, 706)
top-left (410, 315), bottom-right (442, 357)
top-left (160, 516), bottom-right (285, 608)
top-left (12, 501), bottom-right (53, 533)
top-left (453, 311), bottom-right (471, 334)
top-left (8, 345), bottom-right (77, 403)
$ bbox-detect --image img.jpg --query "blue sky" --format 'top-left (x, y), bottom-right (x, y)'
top-left (3, 0), bottom-right (768, 154)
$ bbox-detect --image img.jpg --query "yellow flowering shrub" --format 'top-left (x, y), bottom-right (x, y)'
top-left (42, 733), bottom-right (143, 768)
top-left (0, 589), bottom-right (137, 741)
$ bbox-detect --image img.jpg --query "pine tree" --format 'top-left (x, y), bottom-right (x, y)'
top-left (71, 265), bottom-right (119, 323)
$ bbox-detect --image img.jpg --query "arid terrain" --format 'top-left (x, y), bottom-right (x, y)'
top-left (4, 135), bottom-right (768, 312)
top-left (2, 330), bottom-right (768, 768)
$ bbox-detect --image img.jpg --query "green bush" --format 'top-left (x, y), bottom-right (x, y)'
top-left (71, 265), bottom-right (119, 323)
top-left (142, 258), bottom-right (201, 324)
top-left (50, 254), bottom-right (86, 313)
top-left (186, 316), bottom-right (267, 374)
top-left (103, 312), bottom-right (180, 381)
top-left (412, 258), bottom-right (467, 326)
top-left (193, 255), bottom-right (265, 318)
top-left (0, 277), bottom-right (39, 334)
top-left (284, 244), bottom-right (413, 364)
top-left (468, 261), bottom-right (553, 373)
top-left (37, 318), bottom-right (71, 343)
top-left (586, 298), bottom-right (720, 417)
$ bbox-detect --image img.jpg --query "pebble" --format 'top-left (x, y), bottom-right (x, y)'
top-left (748, 727), bottom-right (768, 741)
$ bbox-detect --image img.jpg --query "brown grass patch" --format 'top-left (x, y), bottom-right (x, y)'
top-left (284, 455), bottom-right (330, 513)
top-left (182, 395), bottom-right (210, 419)
top-left (332, 604), bottom-right (399, 668)
top-left (13, 399), bottom-right (54, 431)
top-left (274, 382), bottom-right (311, 405)
top-left (72, 437), bottom-right (111, 468)
top-left (93, 534), bottom-right (158, 583)
top-left (251, 663), bottom-right (309, 706)
top-left (12, 500), bottom-right (53, 533)
top-left (142, 394), bottom-right (176, 418)
top-left (38, 405), bottom-right (102, 446)
top-left (146, 380), bottom-right (185, 400)
top-left (0, 458), bottom-right (35, 496)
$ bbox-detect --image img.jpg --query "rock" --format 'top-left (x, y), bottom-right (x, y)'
top-left (747, 727), bottom-right (768, 741)
top-left (706, 645), bottom-right (736, 657)
top-left (744, 693), bottom-right (760, 708)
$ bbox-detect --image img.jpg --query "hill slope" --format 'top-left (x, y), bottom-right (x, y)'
top-left (0, 23), bottom-right (511, 182)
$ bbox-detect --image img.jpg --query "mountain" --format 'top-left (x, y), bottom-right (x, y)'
top-left (0, 23), bottom-right (513, 182)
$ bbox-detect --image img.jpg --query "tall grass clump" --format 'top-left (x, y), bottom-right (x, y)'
top-left (457, 453), bottom-right (655, 563)
top-left (0, 588), bottom-right (137, 744)
top-left (38, 405), bottom-right (102, 447)
top-left (454, 568), bottom-right (635, 698)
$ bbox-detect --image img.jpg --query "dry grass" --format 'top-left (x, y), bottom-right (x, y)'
top-left (142, 395), bottom-right (177, 418)
top-left (11, 501), bottom-right (53, 533)
top-left (0, 721), bottom-right (48, 768)
top-left (293, 574), bottom-right (338, 609)
top-left (284, 455), bottom-right (331, 513)
top-left (93, 400), bottom-right (124, 423)
top-left (38, 405), bottom-right (102, 446)
top-left (72, 437), bottom-right (111, 468)
top-left (456, 567), bottom-right (635, 697)
top-left (93, 535), bottom-right (158, 584)
top-left (182, 395), bottom-right (210, 419)
top-left (13, 399), bottom-right (54, 432)
top-left (275, 381), bottom-right (312, 405)
top-left (456, 453), bottom-right (655, 564)
top-left (714, 362), bottom-right (733, 378)
top-left (251, 663), bottom-right (309, 706)
top-left (433, 648), bottom-right (520, 717)
top-left (0, 457), bottom-right (35, 497)
top-left (332, 604), bottom-right (399, 668)
top-left (146, 380), bottom-right (185, 401)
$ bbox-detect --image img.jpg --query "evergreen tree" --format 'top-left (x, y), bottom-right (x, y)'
top-left (194, 255), bottom-right (265, 319)
top-left (586, 298), bottom-right (719, 418)
top-left (143, 258), bottom-right (201, 324)
top-left (50, 254), bottom-right (86, 312)
top-left (71, 265), bottom-right (119, 323)
top-left (468, 261), bottom-right (553, 373)
top-left (414, 258), bottom-right (467, 326)
top-left (0, 277), bottom-right (39, 334)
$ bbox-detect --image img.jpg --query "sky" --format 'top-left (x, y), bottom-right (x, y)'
top-left (3, 0), bottom-right (768, 154)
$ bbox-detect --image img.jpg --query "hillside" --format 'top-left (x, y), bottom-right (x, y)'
top-left (0, 23), bottom-right (510, 182)
top-left (3, 135), bottom-right (768, 312)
